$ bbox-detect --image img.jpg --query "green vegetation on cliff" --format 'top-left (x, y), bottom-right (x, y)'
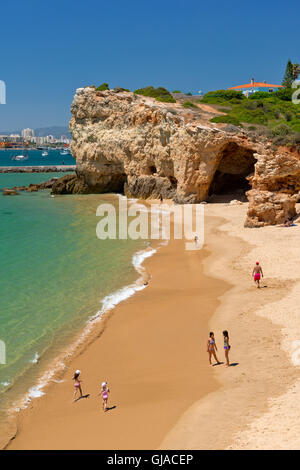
top-left (134, 86), bottom-right (176, 103)
top-left (210, 115), bottom-right (243, 127)
top-left (95, 83), bottom-right (130, 93)
top-left (114, 86), bottom-right (130, 93)
top-left (96, 82), bottom-right (109, 91)
top-left (202, 88), bottom-right (300, 142)
top-left (183, 101), bottom-right (198, 109)
top-left (202, 89), bottom-right (245, 103)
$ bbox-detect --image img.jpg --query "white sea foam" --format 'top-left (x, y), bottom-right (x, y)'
top-left (1, 380), bottom-right (11, 388)
top-left (132, 248), bottom-right (156, 272)
top-left (89, 247), bottom-right (156, 322)
top-left (29, 352), bottom-right (39, 364)
top-left (28, 386), bottom-right (45, 399)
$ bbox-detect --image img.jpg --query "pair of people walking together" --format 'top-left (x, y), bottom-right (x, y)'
top-left (207, 331), bottom-right (230, 367)
top-left (73, 370), bottom-right (110, 411)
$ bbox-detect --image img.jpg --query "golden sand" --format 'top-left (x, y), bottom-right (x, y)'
top-left (5, 203), bottom-right (300, 450)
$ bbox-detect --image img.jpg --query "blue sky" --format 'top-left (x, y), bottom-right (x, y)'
top-left (0, 0), bottom-right (299, 130)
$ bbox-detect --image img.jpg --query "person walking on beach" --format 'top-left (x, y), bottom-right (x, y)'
top-left (223, 330), bottom-right (230, 367)
top-left (252, 261), bottom-right (263, 288)
top-left (207, 332), bottom-right (220, 366)
top-left (98, 381), bottom-right (110, 412)
top-left (73, 369), bottom-right (83, 401)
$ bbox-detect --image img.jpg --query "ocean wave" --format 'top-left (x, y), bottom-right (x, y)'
top-left (1, 380), bottom-right (11, 388)
top-left (132, 248), bottom-right (156, 273)
top-left (29, 352), bottom-right (39, 364)
top-left (28, 386), bottom-right (45, 399)
top-left (89, 248), bottom-right (156, 322)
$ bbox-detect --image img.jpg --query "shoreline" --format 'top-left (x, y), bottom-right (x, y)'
top-left (4, 211), bottom-right (229, 450)
top-left (0, 239), bottom-right (157, 450)
top-left (0, 165), bottom-right (76, 173)
top-left (0, 191), bottom-right (155, 449)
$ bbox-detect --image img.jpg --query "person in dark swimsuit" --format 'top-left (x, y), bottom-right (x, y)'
top-left (207, 332), bottom-right (220, 366)
top-left (223, 330), bottom-right (230, 367)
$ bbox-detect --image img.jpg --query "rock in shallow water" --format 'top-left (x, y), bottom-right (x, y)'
top-left (2, 189), bottom-right (19, 196)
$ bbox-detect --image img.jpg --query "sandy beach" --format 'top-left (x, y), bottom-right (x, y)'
top-left (4, 202), bottom-right (300, 450)
top-left (161, 202), bottom-right (300, 450)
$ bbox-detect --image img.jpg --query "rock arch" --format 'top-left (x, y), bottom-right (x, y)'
top-left (208, 142), bottom-right (256, 200)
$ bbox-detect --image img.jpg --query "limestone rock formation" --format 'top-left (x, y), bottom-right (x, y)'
top-left (245, 147), bottom-right (300, 226)
top-left (65, 87), bottom-right (300, 226)
top-left (51, 174), bottom-right (90, 195)
top-left (69, 88), bottom-right (259, 203)
top-left (245, 189), bottom-right (298, 227)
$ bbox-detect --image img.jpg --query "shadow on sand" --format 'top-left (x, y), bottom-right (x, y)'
top-left (75, 394), bottom-right (90, 402)
top-left (105, 405), bottom-right (117, 412)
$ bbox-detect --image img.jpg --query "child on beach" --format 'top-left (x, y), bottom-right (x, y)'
top-left (252, 261), bottom-right (263, 288)
top-left (223, 331), bottom-right (230, 367)
top-left (207, 332), bottom-right (220, 366)
top-left (73, 369), bottom-right (83, 401)
top-left (98, 381), bottom-right (110, 412)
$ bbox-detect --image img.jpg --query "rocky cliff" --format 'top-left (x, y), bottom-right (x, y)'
top-left (68, 87), bottom-right (300, 226)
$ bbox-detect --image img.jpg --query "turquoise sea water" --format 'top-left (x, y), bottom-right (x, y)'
top-left (0, 172), bottom-right (148, 420)
top-left (0, 148), bottom-right (75, 166)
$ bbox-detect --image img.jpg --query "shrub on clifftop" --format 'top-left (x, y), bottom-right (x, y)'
top-left (183, 101), bottom-right (197, 108)
top-left (96, 82), bottom-right (109, 91)
top-left (210, 115), bottom-right (242, 127)
top-left (113, 87), bottom-right (130, 93)
top-left (134, 86), bottom-right (176, 103)
top-left (202, 89), bottom-right (245, 103)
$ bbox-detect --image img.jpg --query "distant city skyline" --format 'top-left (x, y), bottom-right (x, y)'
top-left (0, 0), bottom-right (299, 130)
top-left (0, 126), bottom-right (70, 138)
top-left (0, 126), bottom-right (71, 147)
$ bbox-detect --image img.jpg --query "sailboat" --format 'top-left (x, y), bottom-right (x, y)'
top-left (12, 154), bottom-right (28, 161)
top-left (12, 149), bottom-right (29, 161)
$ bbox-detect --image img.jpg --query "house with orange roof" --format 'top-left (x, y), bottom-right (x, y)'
top-left (228, 78), bottom-right (283, 96)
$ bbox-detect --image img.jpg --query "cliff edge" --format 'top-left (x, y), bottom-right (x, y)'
top-left (67, 87), bottom-right (300, 226)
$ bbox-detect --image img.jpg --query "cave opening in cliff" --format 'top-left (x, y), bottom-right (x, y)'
top-left (208, 142), bottom-right (256, 201)
top-left (148, 165), bottom-right (157, 175)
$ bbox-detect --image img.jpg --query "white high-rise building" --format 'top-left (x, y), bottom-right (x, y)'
top-left (9, 134), bottom-right (21, 142)
top-left (21, 128), bottom-right (35, 139)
